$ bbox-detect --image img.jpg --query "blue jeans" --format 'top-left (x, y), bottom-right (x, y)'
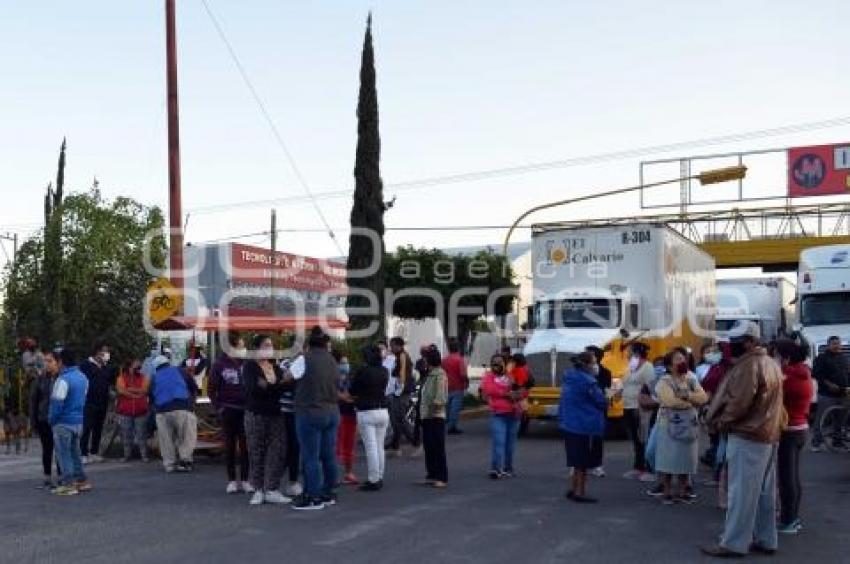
top-left (720, 435), bottom-right (778, 554)
top-left (447, 391), bottom-right (464, 431)
top-left (53, 424), bottom-right (86, 484)
top-left (296, 410), bottom-right (339, 499)
top-left (490, 414), bottom-right (519, 472)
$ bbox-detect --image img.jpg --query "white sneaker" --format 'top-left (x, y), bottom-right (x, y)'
top-left (90, 455), bottom-right (104, 463)
top-left (241, 481), bottom-right (255, 494)
top-left (286, 482), bottom-right (303, 497)
top-left (622, 470), bottom-right (641, 479)
top-left (226, 481), bottom-right (240, 494)
top-left (591, 467), bottom-right (606, 478)
top-left (249, 491), bottom-right (265, 506)
top-left (263, 490), bottom-right (292, 504)
top-left (81, 456), bottom-right (90, 465)
top-left (638, 472), bottom-right (657, 483)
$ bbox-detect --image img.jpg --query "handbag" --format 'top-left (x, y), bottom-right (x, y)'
top-left (667, 408), bottom-right (699, 442)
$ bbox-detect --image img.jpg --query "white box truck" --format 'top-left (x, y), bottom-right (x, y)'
top-left (796, 245), bottom-right (850, 361)
top-left (523, 223), bottom-right (715, 425)
top-left (716, 277), bottom-right (796, 341)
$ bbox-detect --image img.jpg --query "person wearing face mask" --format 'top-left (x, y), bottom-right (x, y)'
top-left (774, 338), bottom-right (812, 535)
top-left (696, 344), bottom-right (720, 382)
top-left (350, 345), bottom-right (390, 491)
top-left (242, 335), bottom-right (289, 506)
top-left (481, 354), bottom-right (524, 479)
top-left (115, 358), bottom-right (150, 462)
top-left (654, 350), bottom-right (708, 505)
top-left (702, 322), bottom-right (785, 558)
top-left (619, 342), bottom-right (656, 482)
top-left (209, 333), bottom-right (251, 494)
top-left (78, 340), bottom-right (114, 464)
top-left (333, 352), bottom-right (358, 485)
top-left (558, 351), bottom-right (607, 503)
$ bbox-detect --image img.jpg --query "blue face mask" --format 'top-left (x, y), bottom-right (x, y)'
top-left (653, 365), bottom-right (667, 377)
top-left (339, 363), bottom-right (350, 375)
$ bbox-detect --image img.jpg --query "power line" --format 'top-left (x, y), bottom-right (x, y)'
top-left (187, 223), bottom-right (543, 245)
top-left (186, 114), bottom-right (850, 215)
top-left (199, 0), bottom-right (344, 255)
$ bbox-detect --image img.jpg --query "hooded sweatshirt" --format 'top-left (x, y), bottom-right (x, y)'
top-left (209, 354), bottom-right (245, 410)
top-left (783, 362), bottom-right (813, 430)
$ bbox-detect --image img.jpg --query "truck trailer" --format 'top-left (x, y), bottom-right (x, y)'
top-left (797, 245), bottom-right (850, 362)
top-left (522, 223), bottom-right (715, 429)
top-left (715, 277), bottom-right (796, 342)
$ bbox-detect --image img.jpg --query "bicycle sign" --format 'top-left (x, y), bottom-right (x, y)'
top-left (146, 277), bottom-right (183, 325)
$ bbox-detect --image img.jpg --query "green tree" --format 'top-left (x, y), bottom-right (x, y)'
top-left (384, 246), bottom-right (517, 351)
top-left (2, 189), bottom-right (166, 363)
top-left (346, 13), bottom-right (386, 339)
top-left (42, 138), bottom-right (67, 345)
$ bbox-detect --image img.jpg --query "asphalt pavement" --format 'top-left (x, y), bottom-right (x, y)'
top-left (1, 418), bottom-right (849, 564)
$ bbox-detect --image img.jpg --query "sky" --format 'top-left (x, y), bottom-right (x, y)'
top-left (2, 0), bottom-right (849, 267)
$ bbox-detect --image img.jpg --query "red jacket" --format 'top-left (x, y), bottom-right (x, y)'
top-left (442, 353), bottom-right (468, 393)
top-left (481, 371), bottom-right (521, 417)
top-left (116, 371), bottom-right (150, 417)
top-left (783, 362), bottom-right (813, 428)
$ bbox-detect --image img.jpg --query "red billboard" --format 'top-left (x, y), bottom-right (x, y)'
top-left (788, 142), bottom-right (850, 198)
top-left (230, 243), bottom-right (347, 292)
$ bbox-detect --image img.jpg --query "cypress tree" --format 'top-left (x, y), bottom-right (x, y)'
top-left (43, 138), bottom-right (66, 345)
top-left (346, 13), bottom-right (386, 338)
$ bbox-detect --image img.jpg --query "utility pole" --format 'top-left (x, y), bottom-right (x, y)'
top-left (0, 232), bottom-right (17, 265)
top-left (165, 0), bottom-right (184, 307)
top-left (270, 209), bottom-right (277, 316)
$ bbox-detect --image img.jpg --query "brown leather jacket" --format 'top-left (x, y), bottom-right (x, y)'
top-left (706, 348), bottom-right (785, 444)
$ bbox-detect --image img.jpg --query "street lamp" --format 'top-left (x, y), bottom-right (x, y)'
top-left (502, 165), bottom-right (747, 256)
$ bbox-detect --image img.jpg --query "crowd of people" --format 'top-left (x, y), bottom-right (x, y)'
top-left (10, 321), bottom-right (850, 556)
top-left (551, 322), bottom-right (848, 558)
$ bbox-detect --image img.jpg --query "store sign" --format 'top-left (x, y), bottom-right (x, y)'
top-left (788, 142), bottom-right (850, 197)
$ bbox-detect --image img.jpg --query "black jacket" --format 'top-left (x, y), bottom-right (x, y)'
top-left (813, 351), bottom-right (850, 398)
top-left (350, 365), bottom-right (390, 411)
top-left (243, 361), bottom-right (285, 416)
top-left (29, 375), bottom-right (54, 426)
top-left (80, 358), bottom-right (115, 408)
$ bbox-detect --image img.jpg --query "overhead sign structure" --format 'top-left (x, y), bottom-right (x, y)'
top-left (788, 142), bottom-right (850, 198)
top-left (147, 277), bottom-right (183, 325)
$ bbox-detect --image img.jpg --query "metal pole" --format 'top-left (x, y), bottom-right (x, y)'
top-left (502, 175), bottom-right (700, 257)
top-left (165, 0), bottom-right (184, 306)
top-left (270, 209), bottom-right (277, 316)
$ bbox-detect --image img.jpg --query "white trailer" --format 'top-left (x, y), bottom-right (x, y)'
top-left (797, 245), bottom-right (850, 361)
top-left (523, 223), bottom-right (715, 421)
top-left (716, 277), bottom-right (796, 341)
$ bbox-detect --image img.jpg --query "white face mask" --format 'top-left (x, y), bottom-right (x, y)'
top-left (101, 352), bottom-right (111, 364)
top-left (235, 347), bottom-right (247, 358)
top-left (705, 351), bottom-right (722, 365)
top-left (628, 356), bottom-right (640, 372)
top-left (259, 348), bottom-right (274, 360)
top-left (589, 364), bottom-right (600, 376)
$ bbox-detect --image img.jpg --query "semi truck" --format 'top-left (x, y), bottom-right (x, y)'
top-left (715, 277), bottom-right (796, 341)
top-left (796, 244), bottom-right (850, 362)
top-left (522, 223), bottom-right (715, 429)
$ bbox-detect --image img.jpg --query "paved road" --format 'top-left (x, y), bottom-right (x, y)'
top-left (2, 419), bottom-right (849, 564)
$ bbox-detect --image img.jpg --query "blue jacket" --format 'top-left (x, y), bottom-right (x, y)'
top-left (48, 366), bottom-right (89, 427)
top-left (558, 368), bottom-right (608, 437)
top-left (151, 365), bottom-right (190, 412)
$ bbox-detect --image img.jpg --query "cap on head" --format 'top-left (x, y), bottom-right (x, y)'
top-left (739, 321), bottom-right (761, 341)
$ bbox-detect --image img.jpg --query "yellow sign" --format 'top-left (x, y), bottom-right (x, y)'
top-left (147, 277), bottom-right (182, 325)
